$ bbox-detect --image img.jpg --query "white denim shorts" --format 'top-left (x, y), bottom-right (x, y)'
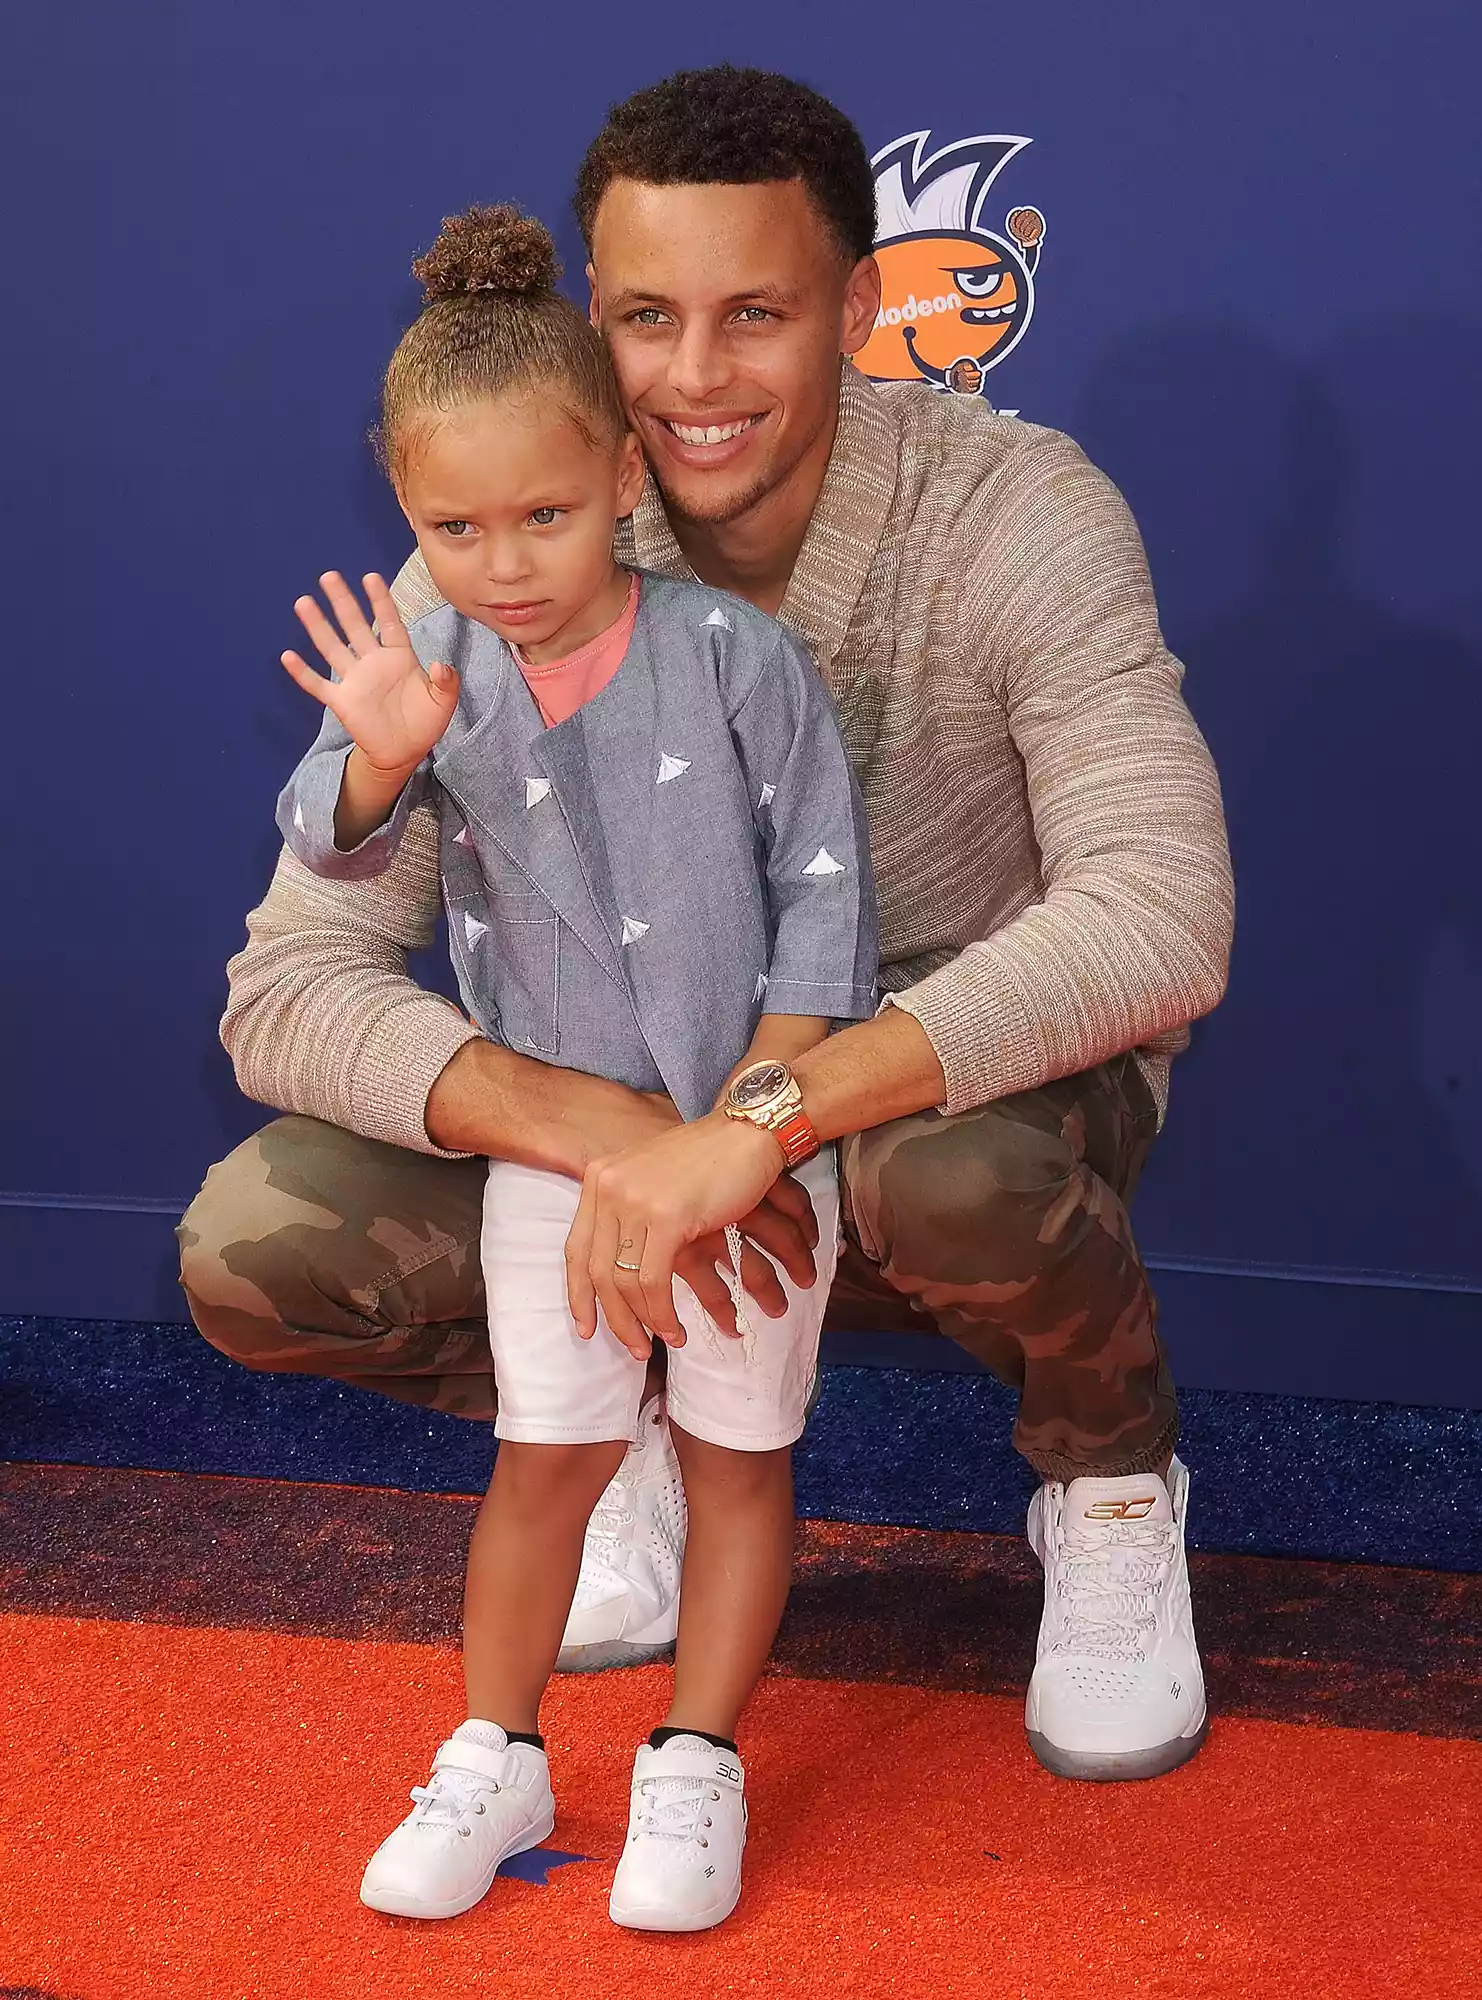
top-left (482, 1147), bottom-right (839, 1453)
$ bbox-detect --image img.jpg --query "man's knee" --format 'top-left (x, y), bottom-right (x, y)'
top-left (848, 1102), bottom-right (1080, 1282)
top-left (179, 1113), bottom-right (488, 1369)
top-left (177, 1117), bottom-right (336, 1363)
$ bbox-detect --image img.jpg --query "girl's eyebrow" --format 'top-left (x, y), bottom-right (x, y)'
top-left (415, 494), bottom-right (579, 515)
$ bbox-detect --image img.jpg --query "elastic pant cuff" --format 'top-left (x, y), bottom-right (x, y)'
top-left (1025, 1420), bottom-right (1180, 1487)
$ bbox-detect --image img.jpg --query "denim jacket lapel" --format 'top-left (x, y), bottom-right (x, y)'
top-left (528, 586), bottom-right (686, 1080)
top-left (529, 582), bottom-right (739, 1121)
top-left (432, 622), bottom-right (623, 987)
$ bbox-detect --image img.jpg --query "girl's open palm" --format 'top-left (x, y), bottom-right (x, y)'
top-left (281, 571), bottom-right (458, 774)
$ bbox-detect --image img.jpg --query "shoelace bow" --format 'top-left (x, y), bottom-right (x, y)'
top-left (634, 1772), bottom-right (718, 1845)
top-left (1052, 1517), bottom-right (1175, 1659)
top-left (408, 1763), bottom-right (502, 1831)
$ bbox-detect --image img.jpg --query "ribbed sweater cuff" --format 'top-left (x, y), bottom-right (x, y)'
top-left (350, 995), bottom-right (483, 1159)
top-left (883, 961), bottom-right (1045, 1116)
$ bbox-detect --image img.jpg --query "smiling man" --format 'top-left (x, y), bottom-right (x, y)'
top-left (180, 67), bottom-right (1233, 1783)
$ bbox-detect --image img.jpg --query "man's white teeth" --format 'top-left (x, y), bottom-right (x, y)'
top-left (668, 417), bottom-right (756, 445)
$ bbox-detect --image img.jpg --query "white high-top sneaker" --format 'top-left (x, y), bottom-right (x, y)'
top-left (556, 1392), bottom-right (686, 1673)
top-left (1025, 1456), bottom-right (1208, 1781)
top-left (359, 1723), bottom-right (556, 1918)
top-left (609, 1736), bottom-right (747, 1932)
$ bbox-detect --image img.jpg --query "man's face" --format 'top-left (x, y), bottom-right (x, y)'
top-left (589, 179), bottom-right (880, 529)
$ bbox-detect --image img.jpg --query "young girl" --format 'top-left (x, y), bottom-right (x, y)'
top-left (276, 205), bottom-right (877, 1933)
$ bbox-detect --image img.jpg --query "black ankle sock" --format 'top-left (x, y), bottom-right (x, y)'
top-left (504, 1730), bottom-right (544, 1751)
top-left (649, 1725), bottom-right (738, 1755)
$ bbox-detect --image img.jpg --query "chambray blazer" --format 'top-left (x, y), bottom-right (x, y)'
top-left (277, 571), bottom-right (878, 1122)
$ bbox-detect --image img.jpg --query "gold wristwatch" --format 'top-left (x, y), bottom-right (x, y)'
top-left (721, 1059), bottom-right (820, 1167)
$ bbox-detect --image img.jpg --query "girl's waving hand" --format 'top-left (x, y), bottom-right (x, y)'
top-left (281, 570), bottom-right (458, 776)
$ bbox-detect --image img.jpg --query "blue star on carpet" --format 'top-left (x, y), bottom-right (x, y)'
top-left (496, 1845), bottom-right (594, 1885)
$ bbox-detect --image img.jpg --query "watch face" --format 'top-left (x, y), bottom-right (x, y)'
top-left (731, 1060), bottom-right (790, 1111)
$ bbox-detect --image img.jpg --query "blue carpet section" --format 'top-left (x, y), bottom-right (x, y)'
top-left (3, 1315), bottom-right (1480, 1571)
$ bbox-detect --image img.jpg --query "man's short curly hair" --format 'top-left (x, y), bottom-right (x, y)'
top-left (575, 66), bottom-right (877, 266)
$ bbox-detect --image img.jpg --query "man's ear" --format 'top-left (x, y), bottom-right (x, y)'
top-left (586, 261), bottom-right (601, 328)
top-left (839, 254), bottom-right (882, 357)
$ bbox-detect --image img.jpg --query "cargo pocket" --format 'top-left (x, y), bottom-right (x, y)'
top-left (447, 889), bottom-right (560, 1057)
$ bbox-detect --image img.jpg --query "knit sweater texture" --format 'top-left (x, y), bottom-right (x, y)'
top-left (223, 365), bottom-right (1233, 1154)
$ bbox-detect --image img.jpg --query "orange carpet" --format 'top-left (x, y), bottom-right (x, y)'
top-left (3, 1613), bottom-right (1479, 2000)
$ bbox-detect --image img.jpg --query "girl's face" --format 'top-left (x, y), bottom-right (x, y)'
top-left (398, 389), bottom-right (645, 665)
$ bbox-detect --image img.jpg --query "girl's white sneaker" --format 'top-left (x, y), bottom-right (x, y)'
top-left (608, 1736), bottom-right (747, 1932)
top-left (359, 1725), bottom-right (556, 1918)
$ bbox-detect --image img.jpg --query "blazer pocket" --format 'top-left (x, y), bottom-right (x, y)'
top-left (447, 888), bottom-right (561, 1058)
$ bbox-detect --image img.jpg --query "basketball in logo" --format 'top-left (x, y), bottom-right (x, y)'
top-left (857, 131), bottom-right (1046, 396)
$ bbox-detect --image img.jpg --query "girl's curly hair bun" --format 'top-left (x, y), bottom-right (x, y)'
top-left (412, 203), bottom-right (560, 301)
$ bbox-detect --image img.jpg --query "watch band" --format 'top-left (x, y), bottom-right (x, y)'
top-left (768, 1104), bottom-right (820, 1168)
top-left (723, 1060), bottom-right (821, 1166)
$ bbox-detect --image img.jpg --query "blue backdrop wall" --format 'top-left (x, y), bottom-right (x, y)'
top-left (3, 2), bottom-right (1478, 1405)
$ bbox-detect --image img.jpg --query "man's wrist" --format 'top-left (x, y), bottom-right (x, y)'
top-left (424, 1039), bottom-right (682, 1175)
top-left (711, 1106), bottom-right (789, 1176)
top-left (424, 1039), bottom-right (584, 1172)
top-left (789, 1007), bottom-right (948, 1141)
top-left (721, 1058), bottom-right (821, 1166)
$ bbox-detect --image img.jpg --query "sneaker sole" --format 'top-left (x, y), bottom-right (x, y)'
top-left (609, 1879), bottom-right (742, 1933)
top-left (555, 1599), bottom-right (680, 1675)
top-left (1026, 1710), bottom-right (1210, 1784)
top-left (554, 1633), bottom-right (676, 1674)
top-left (359, 1802), bottom-right (558, 1919)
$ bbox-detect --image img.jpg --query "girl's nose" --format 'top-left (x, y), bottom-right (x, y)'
top-left (483, 541), bottom-right (530, 585)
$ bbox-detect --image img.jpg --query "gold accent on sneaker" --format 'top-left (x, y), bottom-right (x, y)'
top-left (1084, 1497), bottom-right (1158, 1521)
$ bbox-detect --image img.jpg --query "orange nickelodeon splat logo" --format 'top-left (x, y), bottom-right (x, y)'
top-left (857, 130), bottom-right (1046, 399)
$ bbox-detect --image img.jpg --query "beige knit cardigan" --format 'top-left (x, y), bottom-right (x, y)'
top-left (222, 366), bottom-right (1234, 1154)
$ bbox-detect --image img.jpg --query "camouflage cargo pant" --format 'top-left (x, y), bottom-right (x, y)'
top-left (177, 1054), bottom-right (1172, 1481)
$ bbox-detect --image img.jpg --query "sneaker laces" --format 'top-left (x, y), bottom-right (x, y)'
top-left (1052, 1516), bottom-right (1175, 1660)
top-left (408, 1762), bottom-right (499, 1831)
top-left (571, 1481), bottom-right (636, 1606)
top-left (633, 1771), bottom-right (716, 1846)
top-left (587, 1480), bottom-right (635, 1550)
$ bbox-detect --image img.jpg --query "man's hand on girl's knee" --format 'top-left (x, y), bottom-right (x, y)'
top-left (744, 1177), bottom-right (821, 1278)
top-left (682, 1191), bottom-right (818, 1333)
